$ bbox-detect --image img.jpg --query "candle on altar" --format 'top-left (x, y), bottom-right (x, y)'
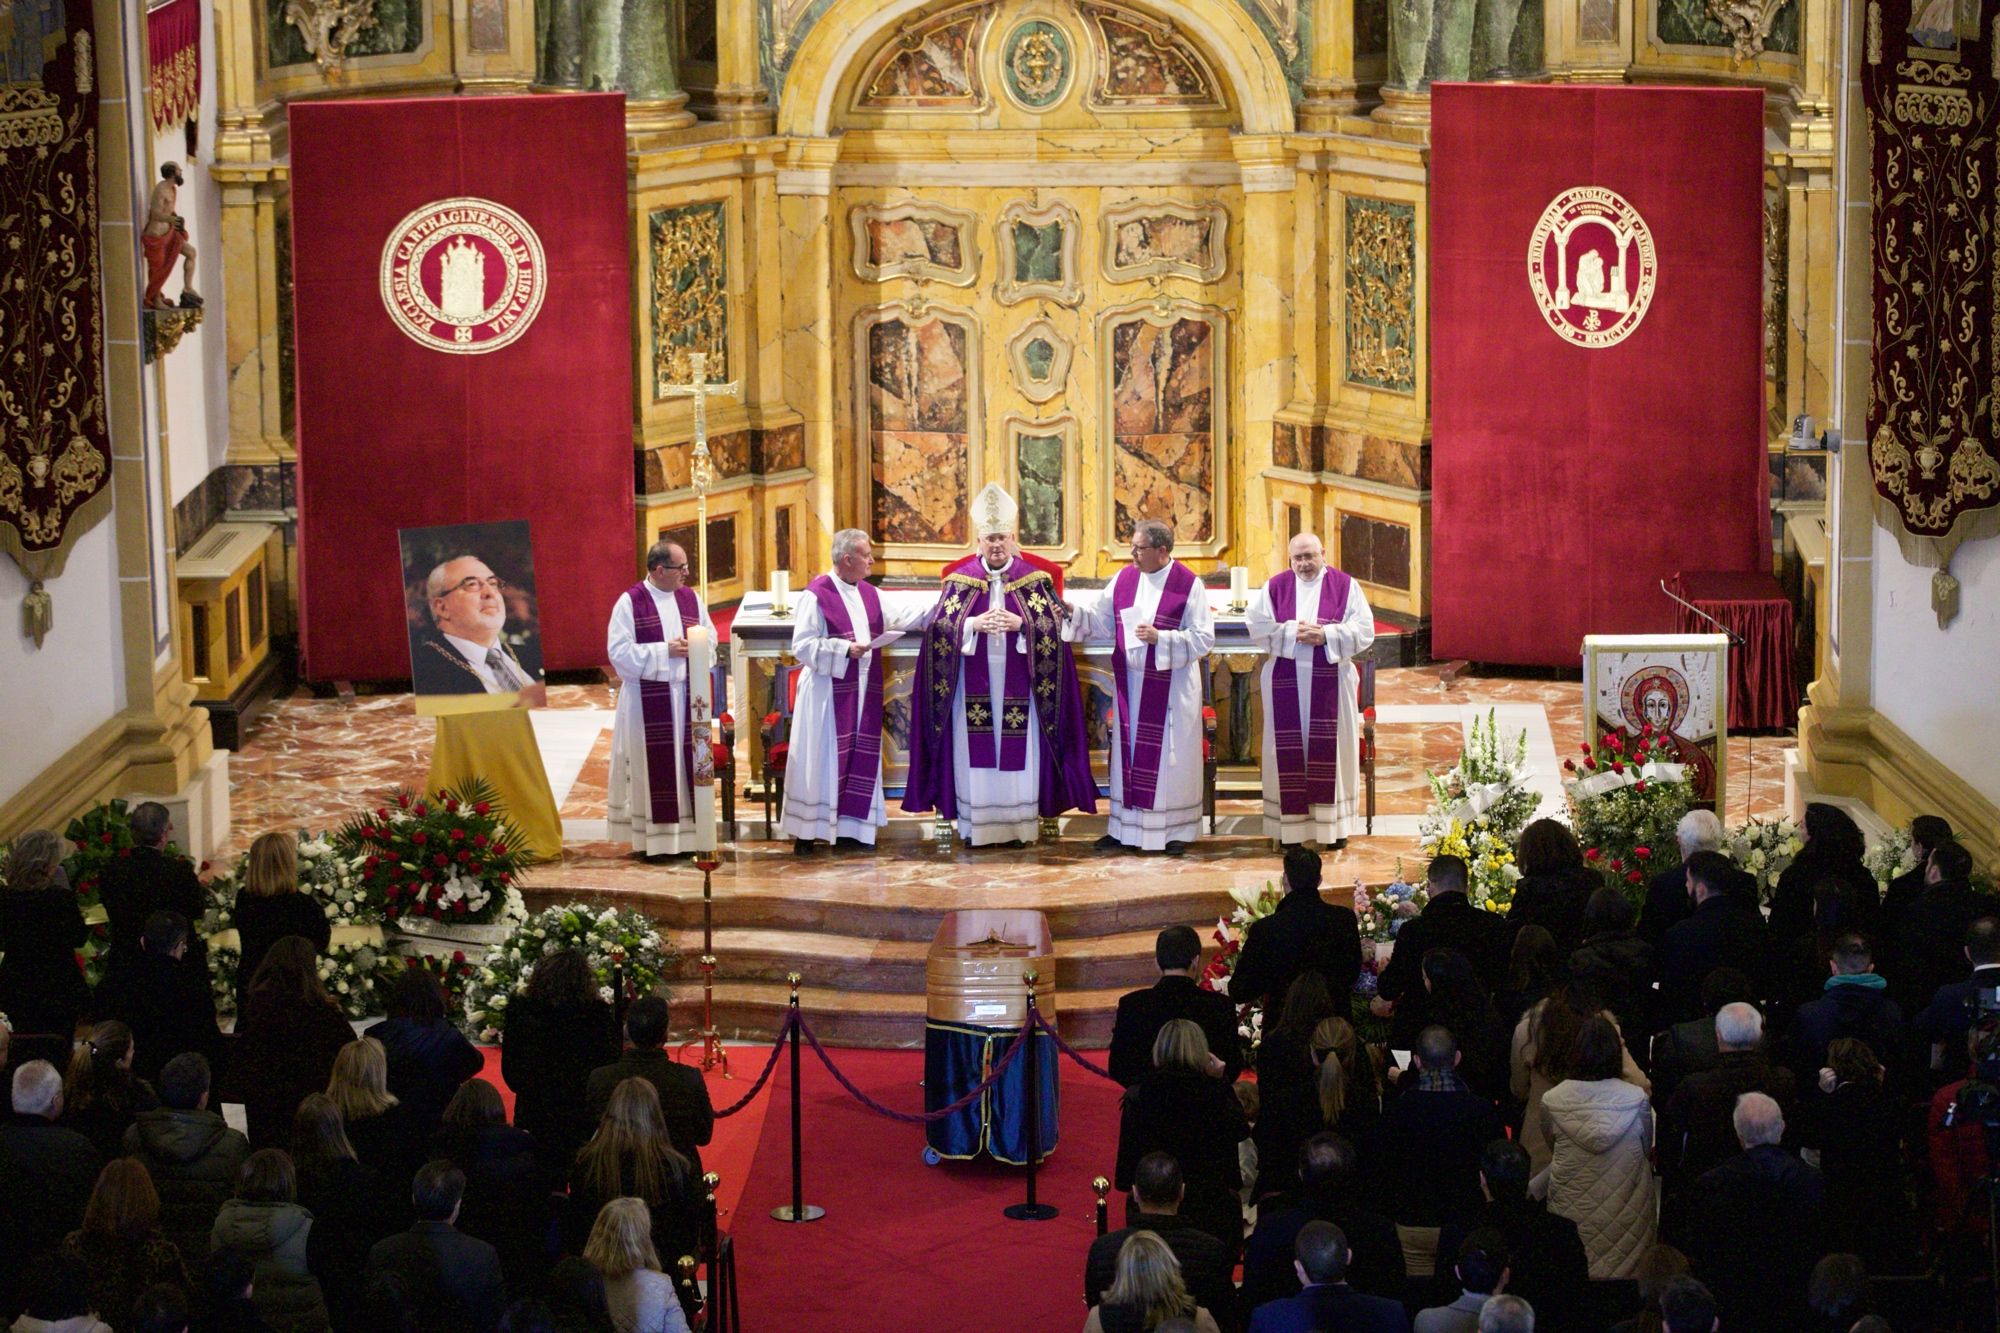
top-left (1229, 566), bottom-right (1249, 607)
top-left (685, 625), bottom-right (717, 851)
top-left (770, 569), bottom-right (790, 615)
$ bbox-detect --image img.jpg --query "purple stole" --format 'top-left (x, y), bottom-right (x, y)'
top-left (808, 574), bottom-right (886, 821)
top-left (955, 562), bottom-right (1034, 771)
top-left (625, 582), bottom-right (702, 825)
top-left (1110, 560), bottom-right (1197, 811)
top-left (1267, 570), bottom-right (1352, 816)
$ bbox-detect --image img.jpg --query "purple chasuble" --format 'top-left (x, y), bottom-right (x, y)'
top-left (1266, 569), bottom-right (1352, 816)
top-left (1110, 560), bottom-right (1197, 812)
top-left (807, 574), bottom-right (886, 822)
top-left (625, 582), bottom-right (701, 825)
top-left (957, 562), bottom-right (1034, 771)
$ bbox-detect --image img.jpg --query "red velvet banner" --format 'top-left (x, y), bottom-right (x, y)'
top-left (290, 95), bottom-right (633, 681)
top-left (1429, 85), bottom-right (1768, 666)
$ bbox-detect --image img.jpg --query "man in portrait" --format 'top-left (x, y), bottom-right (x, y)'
top-left (410, 554), bottom-right (544, 701)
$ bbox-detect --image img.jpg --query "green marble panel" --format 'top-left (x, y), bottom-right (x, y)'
top-left (1018, 434), bottom-right (1064, 547)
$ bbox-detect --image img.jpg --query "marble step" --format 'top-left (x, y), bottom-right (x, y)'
top-left (677, 926), bottom-right (1171, 994)
top-left (673, 979), bottom-right (1132, 1050)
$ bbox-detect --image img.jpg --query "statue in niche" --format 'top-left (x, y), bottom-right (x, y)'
top-left (142, 164), bottom-right (201, 311)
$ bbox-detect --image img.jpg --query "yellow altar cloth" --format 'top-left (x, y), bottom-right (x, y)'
top-left (425, 709), bottom-right (562, 862)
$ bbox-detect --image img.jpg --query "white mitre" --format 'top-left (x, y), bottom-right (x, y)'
top-left (972, 482), bottom-right (1018, 538)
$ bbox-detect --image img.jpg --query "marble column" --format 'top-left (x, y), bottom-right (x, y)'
top-left (713, 0), bottom-right (773, 134)
top-left (777, 139), bottom-right (840, 539)
top-left (1298, 0), bottom-right (1362, 127)
top-left (1236, 136), bottom-right (1298, 572)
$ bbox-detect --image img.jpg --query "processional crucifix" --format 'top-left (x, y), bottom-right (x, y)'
top-left (660, 350), bottom-right (739, 1075)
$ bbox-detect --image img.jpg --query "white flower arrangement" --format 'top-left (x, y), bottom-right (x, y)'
top-left (465, 903), bottom-right (677, 1041)
top-left (201, 829), bottom-right (384, 1020)
top-left (1865, 826), bottom-right (1920, 887)
top-left (1725, 817), bottom-right (1805, 904)
top-left (1421, 710), bottom-right (1538, 910)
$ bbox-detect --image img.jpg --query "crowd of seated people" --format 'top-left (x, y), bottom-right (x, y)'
top-left (3, 799), bottom-right (1997, 1331)
top-left (0, 810), bottom-right (715, 1333)
top-left (1097, 817), bottom-right (1996, 1332)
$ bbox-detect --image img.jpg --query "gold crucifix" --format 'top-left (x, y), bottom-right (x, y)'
top-left (658, 351), bottom-right (741, 606)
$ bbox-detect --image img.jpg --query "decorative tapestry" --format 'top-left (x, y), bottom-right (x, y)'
top-left (1, 0), bottom-right (110, 583)
top-left (1865, 0), bottom-right (2000, 621)
top-left (147, 0), bottom-right (200, 130)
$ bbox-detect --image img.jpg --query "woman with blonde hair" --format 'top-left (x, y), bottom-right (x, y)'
top-left (567, 1078), bottom-right (702, 1284)
top-left (1250, 1016), bottom-right (1379, 1203)
top-left (230, 831), bottom-right (330, 1007)
top-left (290, 1094), bottom-right (388, 1333)
top-left (1083, 1231), bottom-right (1221, 1333)
top-left (325, 1036), bottom-right (419, 1187)
top-left (1114, 1020), bottom-right (1249, 1253)
top-left (583, 1197), bottom-right (692, 1333)
top-left (61, 1020), bottom-right (159, 1159)
top-left (60, 1157), bottom-right (193, 1330)
top-left (234, 937), bottom-right (350, 1149)
top-left (0, 827), bottom-right (89, 1041)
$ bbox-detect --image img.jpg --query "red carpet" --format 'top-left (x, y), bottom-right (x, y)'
top-left (728, 1045), bottom-right (1126, 1331)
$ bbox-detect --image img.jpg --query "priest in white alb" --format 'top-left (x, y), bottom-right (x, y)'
top-left (779, 529), bottom-right (930, 853)
top-left (1063, 518), bottom-right (1213, 855)
top-left (606, 539), bottom-right (716, 858)
top-left (903, 485), bottom-right (1097, 845)
top-left (1247, 533), bottom-right (1376, 846)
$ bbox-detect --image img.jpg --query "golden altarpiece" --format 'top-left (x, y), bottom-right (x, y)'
top-left (205, 0), bottom-right (1836, 645)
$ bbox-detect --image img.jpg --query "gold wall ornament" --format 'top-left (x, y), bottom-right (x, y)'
top-left (1701, 0), bottom-right (1791, 60)
top-left (1344, 196), bottom-right (1418, 395)
top-left (282, 0), bottom-right (379, 71)
top-left (22, 580), bottom-right (52, 648)
top-left (141, 305), bottom-right (204, 363)
top-left (1527, 186), bottom-right (1658, 349)
top-left (649, 200), bottom-right (730, 396)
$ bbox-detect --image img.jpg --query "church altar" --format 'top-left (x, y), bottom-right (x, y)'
top-left (729, 584), bottom-right (1280, 798)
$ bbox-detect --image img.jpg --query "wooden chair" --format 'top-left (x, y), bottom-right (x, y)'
top-left (756, 669), bottom-right (799, 837)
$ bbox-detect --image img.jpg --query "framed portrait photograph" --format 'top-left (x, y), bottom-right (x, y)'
top-left (1582, 633), bottom-right (1730, 811)
top-left (399, 520), bottom-right (545, 716)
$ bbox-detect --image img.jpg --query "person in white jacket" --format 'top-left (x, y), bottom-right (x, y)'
top-left (1537, 1014), bottom-right (1658, 1278)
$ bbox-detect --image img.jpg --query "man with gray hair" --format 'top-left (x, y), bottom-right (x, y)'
top-left (1639, 809), bottom-right (1724, 950)
top-left (1063, 518), bottom-right (1213, 854)
top-left (409, 553), bottom-right (544, 701)
top-left (780, 530), bottom-right (930, 852)
top-left (606, 538), bottom-right (716, 858)
top-left (1477, 1295), bottom-right (1534, 1333)
top-left (1685, 1091), bottom-right (1823, 1331)
top-left (95, 800), bottom-right (206, 974)
top-left (0, 1061), bottom-right (103, 1280)
top-left (1661, 1000), bottom-right (1795, 1181)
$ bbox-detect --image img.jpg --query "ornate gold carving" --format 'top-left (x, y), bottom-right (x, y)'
top-left (1344, 197), bottom-right (1417, 395)
top-left (282, 0), bottom-right (379, 70)
top-left (142, 306), bottom-right (205, 363)
top-left (1702, 0), bottom-right (1791, 60)
top-left (650, 201), bottom-right (729, 396)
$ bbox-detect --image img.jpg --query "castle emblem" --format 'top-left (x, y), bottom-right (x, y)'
top-left (379, 197), bottom-right (547, 355)
top-left (1526, 187), bottom-right (1657, 350)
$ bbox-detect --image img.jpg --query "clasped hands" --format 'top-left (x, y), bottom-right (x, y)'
top-left (1296, 620), bottom-right (1327, 647)
top-left (973, 609), bottom-right (1023, 634)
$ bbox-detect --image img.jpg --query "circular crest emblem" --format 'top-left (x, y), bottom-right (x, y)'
top-left (1003, 20), bottom-right (1072, 109)
top-left (379, 197), bottom-right (547, 355)
top-left (1526, 186), bottom-right (1657, 349)
top-left (1619, 666), bottom-right (1690, 735)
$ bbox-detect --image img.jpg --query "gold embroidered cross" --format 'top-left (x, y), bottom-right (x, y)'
top-left (1004, 706), bottom-right (1027, 729)
top-left (969, 702), bottom-right (992, 726)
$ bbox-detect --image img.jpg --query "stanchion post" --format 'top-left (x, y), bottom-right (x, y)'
top-left (771, 973), bottom-right (824, 1222)
top-left (678, 854), bottom-right (730, 1075)
top-left (675, 1255), bottom-right (702, 1326)
top-left (1093, 1176), bottom-right (1109, 1237)
top-left (1004, 970), bottom-right (1059, 1221)
top-left (701, 1170), bottom-right (721, 1262)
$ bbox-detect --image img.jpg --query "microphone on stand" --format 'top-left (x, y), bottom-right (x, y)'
top-left (1658, 578), bottom-right (1753, 822)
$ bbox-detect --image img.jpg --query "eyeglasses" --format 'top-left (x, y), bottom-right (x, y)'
top-left (446, 575), bottom-right (507, 595)
top-left (657, 563), bottom-right (690, 572)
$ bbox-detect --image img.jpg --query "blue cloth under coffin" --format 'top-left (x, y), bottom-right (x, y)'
top-left (923, 1018), bottom-right (1059, 1164)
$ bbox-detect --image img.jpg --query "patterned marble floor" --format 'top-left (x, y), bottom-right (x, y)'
top-left (222, 666), bottom-right (1794, 907)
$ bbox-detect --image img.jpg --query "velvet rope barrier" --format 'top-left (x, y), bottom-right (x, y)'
top-left (795, 1011), bottom-right (1032, 1124)
top-left (1032, 1010), bottom-right (1118, 1082)
top-left (709, 1009), bottom-right (797, 1119)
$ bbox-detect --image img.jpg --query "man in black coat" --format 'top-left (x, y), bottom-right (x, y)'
top-left (584, 995), bottom-right (714, 1174)
top-left (1881, 814), bottom-right (1953, 923)
top-left (95, 801), bottom-right (207, 974)
top-left (1916, 917), bottom-right (2000, 1058)
top-left (1437, 1139), bottom-right (1590, 1333)
top-left (1649, 967), bottom-right (1754, 1102)
top-left (1371, 855), bottom-right (1510, 1011)
top-left (1637, 810), bottom-right (1734, 953)
top-left (1660, 1003), bottom-right (1796, 1182)
top-left (123, 1052), bottom-right (250, 1263)
top-left (0, 1061), bottom-right (104, 1310)
top-left (1789, 932), bottom-right (1905, 1076)
top-left (1886, 840), bottom-right (1981, 1014)
top-left (1084, 1152), bottom-right (1236, 1325)
top-left (1110, 925), bottom-right (1245, 1085)
top-left (1681, 1093), bottom-right (1824, 1333)
top-left (1658, 851), bottom-right (1768, 1025)
top-left (366, 1161), bottom-right (505, 1333)
top-left (1230, 846), bottom-right (1362, 1015)
top-left (1245, 1222), bottom-right (1410, 1333)
top-left (1241, 1133), bottom-right (1403, 1314)
top-left (94, 911), bottom-right (222, 1086)
top-left (1364, 1026), bottom-right (1505, 1230)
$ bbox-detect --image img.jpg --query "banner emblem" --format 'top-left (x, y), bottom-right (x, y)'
top-left (1527, 187), bottom-right (1657, 349)
top-left (379, 198), bottom-right (547, 354)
